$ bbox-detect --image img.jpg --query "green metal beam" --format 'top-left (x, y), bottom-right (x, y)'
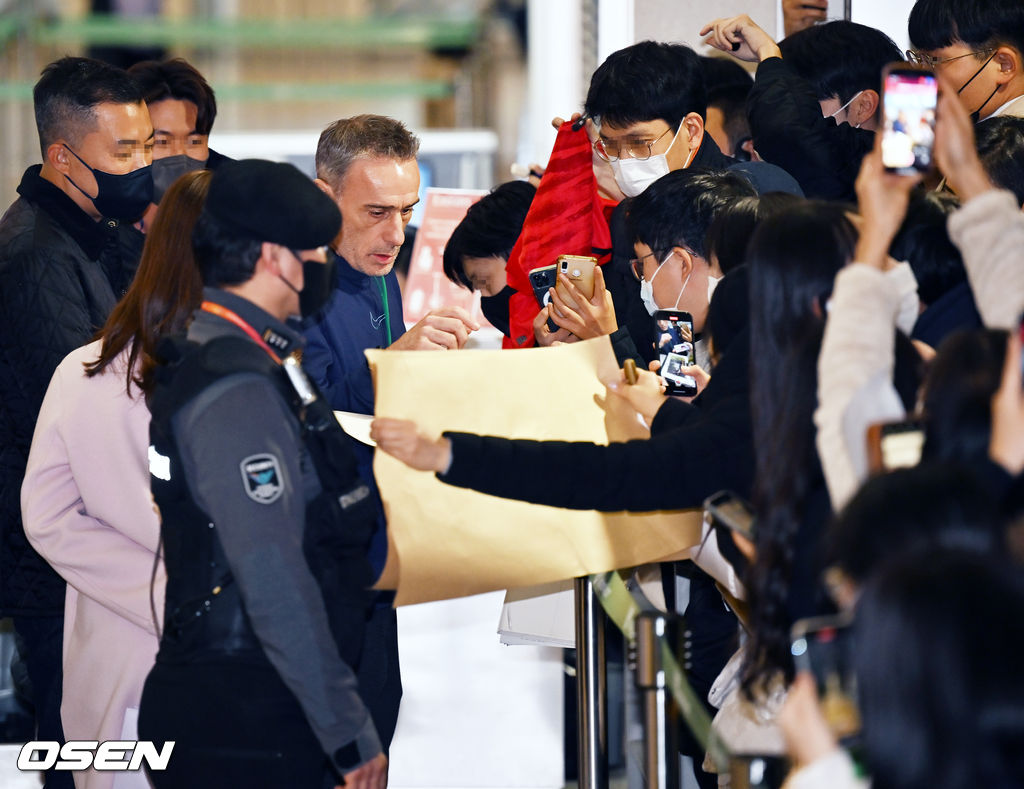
top-left (0, 79), bottom-right (454, 103)
top-left (29, 14), bottom-right (479, 50)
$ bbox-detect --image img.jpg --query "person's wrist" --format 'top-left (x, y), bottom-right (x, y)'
top-left (434, 437), bottom-right (453, 474)
top-left (758, 43), bottom-right (782, 61)
top-left (990, 435), bottom-right (1024, 477)
top-left (953, 166), bottom-right (995, 203)
top-left (854, 234), bottom-right (892, 269)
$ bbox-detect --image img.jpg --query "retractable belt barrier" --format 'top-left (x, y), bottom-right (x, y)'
top-left (590, 569), bottom-right (731, 772)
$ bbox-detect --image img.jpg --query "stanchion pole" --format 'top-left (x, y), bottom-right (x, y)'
top-left (574, 576), bottom-right (608, 789)
top-left (635, 612), bottom-right (679, 789)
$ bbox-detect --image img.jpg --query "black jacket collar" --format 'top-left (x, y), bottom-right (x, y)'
top-left (16, 165), bottom-right (117, 260)
top-left (689, 135), bottom-right (733, 171)
top-left (198, 287), bottom-right (305, 358)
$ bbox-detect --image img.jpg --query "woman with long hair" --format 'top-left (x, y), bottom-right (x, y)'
top-left (741, 201), bottom-right (859, 701)
top-left (21, 169), bottom-right (210, 789)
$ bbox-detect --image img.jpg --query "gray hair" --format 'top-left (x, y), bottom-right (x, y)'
top-left (315, 114), bottom-right (420, 188)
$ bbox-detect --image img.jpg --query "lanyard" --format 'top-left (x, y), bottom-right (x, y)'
top-left (200, 300), bottom-right (282, 363)
top-left (375, 276), bottom-right (392, 347)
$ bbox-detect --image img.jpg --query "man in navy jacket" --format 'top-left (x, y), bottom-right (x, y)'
top-left (302, 115), bottom-right (477, 747)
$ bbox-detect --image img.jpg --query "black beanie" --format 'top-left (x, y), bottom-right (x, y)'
top-left (204, 159), bottom-right (341, 249)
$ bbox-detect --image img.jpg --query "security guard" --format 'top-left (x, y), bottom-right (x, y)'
top-left (139, 160), bottom-right (386, 789)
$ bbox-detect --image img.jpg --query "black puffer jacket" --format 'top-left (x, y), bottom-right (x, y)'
top-left (0, 165), bottom-right (144, 616)
top-left (748, 57), bottom-right (875, 202)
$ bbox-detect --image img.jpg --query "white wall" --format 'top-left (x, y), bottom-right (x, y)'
top-left (850, 0), bottom-right (917, 53)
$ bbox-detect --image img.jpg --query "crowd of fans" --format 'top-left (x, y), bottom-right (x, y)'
top-left (2, 0), bottom-right (1024, 787)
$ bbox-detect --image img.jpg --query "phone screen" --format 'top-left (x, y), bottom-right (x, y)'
top-left (654, 310), bottom-right (696, 396)
top-left (791, 614), bottom-right (860, 741)
top-left (704, 491), bottom-right (756, 540)
top-left (881, 68), bottom-right (937, 174)
top-left (880, 421), bottom-right (925, 470)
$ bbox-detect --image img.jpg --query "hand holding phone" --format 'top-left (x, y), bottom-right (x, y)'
top-left (791, 614), bottom-right (860, 741)
top-left (703, 490), bottom-right (756, 541)
top-left (881, 63), bottom-right (937, 175)
top-left (865, 419), bottom-right (925, 474)
top-left (654, 310), bottom-right (698, 396)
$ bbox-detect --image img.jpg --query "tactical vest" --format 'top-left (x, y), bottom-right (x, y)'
top-left (148, 334), bottom-right (378, 668)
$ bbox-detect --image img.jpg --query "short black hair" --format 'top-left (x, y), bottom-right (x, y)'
top-left (705, 192), bottom-right (803, 275)
top-left (584, 41), bottom-right (707, 128)
top-left (442, 181), bottom-right (535, 289)
top-left (191, 211), bottom-right (263, 288)
top-left (33, 56), bottom-right (144, 157)
top-left (700, 55), bottom-right (753, 92)
top-left (626, 168), bottom-right (758, 260)
top-left (128, 58), bottom-right (217, 136)
top-left (975, 115), bottom-right (1024, 206)
top-left (909, 0), bottom-right (1024, 58)
top-left (889, 189), bottom-right (965, 306)
top-left (779, 21), bottom-right (903, 103)
top-left (706, 84), bottom-right (753, 159)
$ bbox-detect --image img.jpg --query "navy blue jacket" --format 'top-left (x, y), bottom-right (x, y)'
top-left (301, 253), bottom-right (405, 576)
top-left (302, 252), bottom-right (406, 415)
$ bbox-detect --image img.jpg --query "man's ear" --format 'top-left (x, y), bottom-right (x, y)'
top-left (47, 142), bottom-right (71, 174)
top-left (674, 246), bottom-right (695, 280)
top-left (993, 46), bottom-right (1022, 85)
top-left (313, 177), bottom-right (336, 199)
top-left (257, 242), bottom-right (284, 276)
top-left (682, 112), bottom-right (705, 149)
top-left (850, 89), bottom-right (880, 128)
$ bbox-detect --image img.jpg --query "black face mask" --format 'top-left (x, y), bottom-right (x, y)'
top-left (63, 145), bottom-right (153, 221)
top-left (151, 155), bottom-right (207, 203)
top-left (958, 51), bottom-right (1000, 122)
top-left (280, 253), bottom-right (336, 319)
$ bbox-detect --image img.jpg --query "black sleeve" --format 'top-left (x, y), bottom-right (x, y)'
top-left (175, 374), bottom-right (381, 773)
top-left (650, 398), bottom-right (699, 434)
top-left (748, 57), bottom-right (874, 202)
top-left (606, 205), bottom-right (658, 365)
top-left (609, 326), bottom-right (645, 368)
top-left (440, 402), bottom-right (753, 511)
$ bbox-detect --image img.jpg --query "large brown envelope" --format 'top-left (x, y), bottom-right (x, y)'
top-left (367, 336), bottom-right (703, 606)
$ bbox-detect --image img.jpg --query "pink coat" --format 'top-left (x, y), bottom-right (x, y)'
top-left (22, 340), bottom-right (165, 789)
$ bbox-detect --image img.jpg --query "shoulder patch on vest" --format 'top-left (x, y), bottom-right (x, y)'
top-left (240, 454), bottom-right (284, 504)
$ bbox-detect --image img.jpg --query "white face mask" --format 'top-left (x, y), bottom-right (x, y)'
top-left (827, 90), bottom-right (865, 127)
top-left (639, 250), bottom-right (691, 316)
top-left (707, 274), bottom-right (722, 303)
top-left (608, 122), bottom-right (692, 198)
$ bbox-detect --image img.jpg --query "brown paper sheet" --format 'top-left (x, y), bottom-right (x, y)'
top-left (367, 336), bottom-right (703, 606)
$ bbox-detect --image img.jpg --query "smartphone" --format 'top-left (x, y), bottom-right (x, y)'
top-left (703, 490), bottom-right (756, 541)
top-left (791, 613), bottom-right (860, 741)
top-left (880, 64), bottom-right (937, 175)
top-left (554, 255), bottom-right (597, 306)
top-left (654, 309), bottom-right (697, 396)
top-left (528, 264), bottom-right (557, 309)
top-left (528, 264), bottom-right (560, 332)
top-left (865, 419), bottom-right (925, 474)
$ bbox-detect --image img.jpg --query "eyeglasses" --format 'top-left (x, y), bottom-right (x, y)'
top-left (904, 48), bottom-right (995, 68)
top-left (629, 250), bottom-right (659, 281)
top-left (594, 126), bottom-right (673, 163)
